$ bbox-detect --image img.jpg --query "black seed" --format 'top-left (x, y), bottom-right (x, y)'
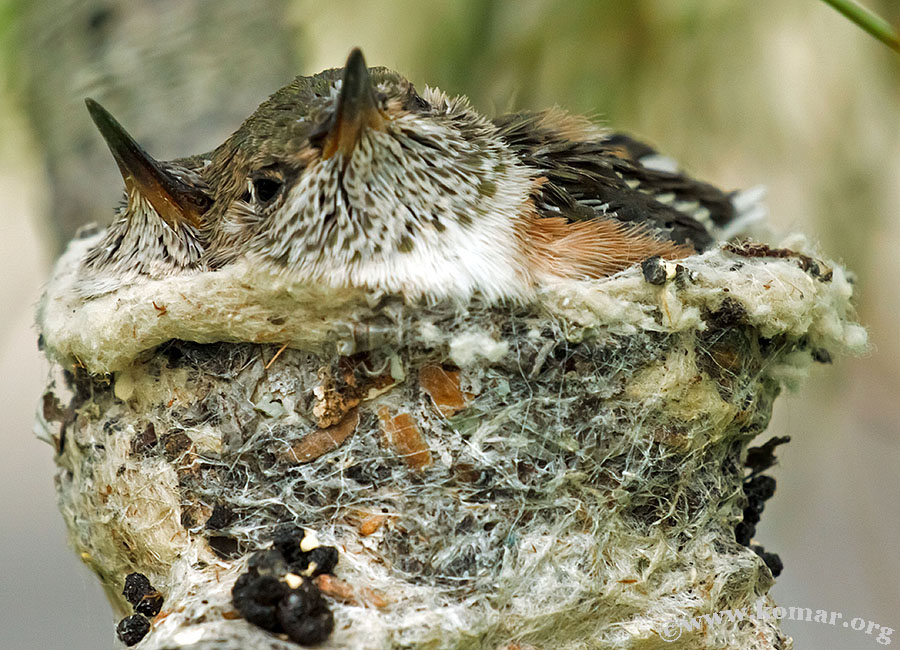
top-left (123, 573), bottom-right (164, 617)
top-left (291, 546), bottom-right (339, 577)
top-left (116, 614), bottom-right (150, 646)
top-left (735, 521), bottom-right (754, 546)
top-left (248, 549), bottom-right (289, 578)
top-left (134, 593), bottom-right (163, 617)
top-left (272, 524), bottom-right (305, 564)
top-left (277, 585), bottom-right (334, 645)
top-left (272, 525), bottom-right (339, 576)
top-left (745, 436), bottom-right (791, 475)
top-left (232, 573), bottom-right (288, 632)
top-left (123, 573), bottom-right (152, 606)
top-left (752, 544), bottom-right (784, 577)
top-left (742, 506), bottom-right (762, 526)
top-left (744, 475), bottom-right (777, 503)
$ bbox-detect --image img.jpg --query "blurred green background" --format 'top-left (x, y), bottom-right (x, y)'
top-left (0, 1), bottom-right (897, 648)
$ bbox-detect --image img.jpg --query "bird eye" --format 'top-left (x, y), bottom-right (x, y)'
top-left (252, 177), bottom-right (282, 204)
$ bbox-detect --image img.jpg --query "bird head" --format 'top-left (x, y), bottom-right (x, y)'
top-left (77, 99), bottom-right (212, 297)
top-left (205, 48), bottom-right (534, 300)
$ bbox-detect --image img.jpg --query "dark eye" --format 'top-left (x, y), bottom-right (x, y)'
top-left (253, 177), bottom-right (282, 203)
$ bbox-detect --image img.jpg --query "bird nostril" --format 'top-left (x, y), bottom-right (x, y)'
top-left (191, 193), bottom-right (212, 214)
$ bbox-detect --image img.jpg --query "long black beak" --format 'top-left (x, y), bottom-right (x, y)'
top-left (85, 98), bottom-right (210, 227)
top-left (320, 48), bottom-right (386, 160)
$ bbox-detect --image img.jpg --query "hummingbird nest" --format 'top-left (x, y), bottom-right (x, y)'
top-left (36, 230), bottom-right (864, 650)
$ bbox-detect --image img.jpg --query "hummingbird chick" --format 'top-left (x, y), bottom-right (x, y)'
top-left (76, 99), bottom-right (212, 297)
top-left (204, 48), bottom-right (540, 300)
top-left (79, 48), bottom-right (762, 302)
top-left (200, 48), bottom-right (760, 300)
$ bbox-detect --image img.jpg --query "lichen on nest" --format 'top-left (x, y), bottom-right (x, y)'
top-left (36, 236), bottom-right (865, 649)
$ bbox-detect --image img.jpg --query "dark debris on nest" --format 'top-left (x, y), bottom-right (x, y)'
top-left (232, 525), bottom-right (338, 645)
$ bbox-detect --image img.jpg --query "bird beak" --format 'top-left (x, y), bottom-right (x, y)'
top-left (85, 98), bottom-right (210, 228)
top-left (320, 48), bottom-right (386, 160)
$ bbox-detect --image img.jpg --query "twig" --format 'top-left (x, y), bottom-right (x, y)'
top-left (821, 0), bottom-right (900, 53)
top-left (265, 342), bottom-right (289, 369)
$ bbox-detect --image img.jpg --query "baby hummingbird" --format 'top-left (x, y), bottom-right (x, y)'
top-left (76, 99), bottom-right (212, 297)
top-left (80, 48), bottom-right (762, 302)
top-left (201, 48), bottom-right (760, 300)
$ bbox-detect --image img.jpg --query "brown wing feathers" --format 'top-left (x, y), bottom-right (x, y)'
top-left (495, 111), bottom-right (739, 265)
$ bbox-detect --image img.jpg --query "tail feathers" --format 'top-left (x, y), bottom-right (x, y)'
top-left (720, 185), bottom-right (768, 240)
top-left (635, 152), bottom-right (680, 174)
top-left (603, 133), bottom-right (769, 243)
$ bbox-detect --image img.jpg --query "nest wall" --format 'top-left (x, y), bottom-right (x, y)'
top-left (36, 236), bottom-right (866, 649)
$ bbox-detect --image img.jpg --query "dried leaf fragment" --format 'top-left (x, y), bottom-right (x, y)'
top-left (419, 364), bottom-right (467, 416)
top-left (315, 574), bottom-right (388, 609)
top-left (283, 408), bottom-right (359, 464)
top-left (358, 514), bottom-right (388, 536)
top-left (377, 406), bottom-right (432, 471)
